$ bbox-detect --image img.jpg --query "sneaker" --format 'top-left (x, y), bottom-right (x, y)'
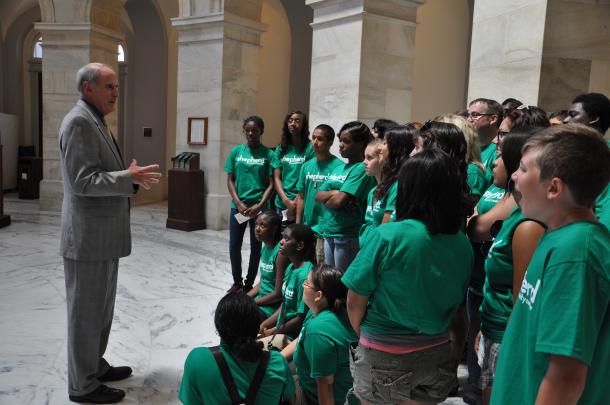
top-left (227, 282), bottom-right (243, 294)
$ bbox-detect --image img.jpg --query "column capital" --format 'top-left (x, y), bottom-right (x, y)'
top-left (34, 22), bottom-right (124, 45)
top-left (172, 11), bottom-right (267, 45)
top-left (307, 0), bottom-right (423, 28)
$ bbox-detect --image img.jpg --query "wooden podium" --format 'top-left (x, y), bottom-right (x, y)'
top-left (0, 144), bottom-right (11, 228)
top-left (166, 152), bottom-right (205, 231)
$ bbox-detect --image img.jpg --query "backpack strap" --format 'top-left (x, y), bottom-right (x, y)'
top-left (244, 350), bottom-right (270, 405)
top-left (210, 346), bottom-right (243, 404)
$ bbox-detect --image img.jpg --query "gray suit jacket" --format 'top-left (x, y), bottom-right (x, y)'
top-left (59, 100), bottom-right (135, 261)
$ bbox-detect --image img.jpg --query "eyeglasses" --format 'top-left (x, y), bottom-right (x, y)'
top-left (467, 111), bottom-right (495, 120)
top-left (302, 280), bottom-right (316, 290)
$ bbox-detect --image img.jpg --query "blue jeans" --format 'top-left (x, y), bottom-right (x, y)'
top-left (324, 236), bottom-right (359, 273)
top-left (229, 208), bottom-right (261, 286)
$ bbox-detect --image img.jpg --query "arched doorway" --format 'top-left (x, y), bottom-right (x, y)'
top-left (122, 0), bottom-right (178, 203)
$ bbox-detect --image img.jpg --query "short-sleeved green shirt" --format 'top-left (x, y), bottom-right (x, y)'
top-left (467, 162), bottom-right (487, 198)
top-left (491, 221), bottom-right (610, 405)
top-left (277, 261), bottom-right (313, 339)
top-left (294, 310), bottom-right (358, 405)
top-left (179, 344), bottom-right (295, 405)
top-left (479, 206), bottom-right (527, 344)
top-left (272, 143), bottom-right (315, 209)
top-left (476, 184), bottom-right (506, 215)
top-left (297, 156), bottom-right (343, 234)
top-left (342, 220), bottom-right (473, 336)
top-left (255, 243), bottom-right (281, 317)
top-left (318, 162), bottom-right (377, 238)
top-left (224, 144), bottom-right (274, 209)
top-left (594, 182), bottom-right (610, 230)
top-left (480, 142), bottom-right (497, 188)
top-left (359, 182), bottom-right (397, 247)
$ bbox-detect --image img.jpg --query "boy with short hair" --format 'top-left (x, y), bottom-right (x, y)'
top-left (491, 124), bottom-right (610, 405)
top-left (295, 124), bottom-right (342, 265)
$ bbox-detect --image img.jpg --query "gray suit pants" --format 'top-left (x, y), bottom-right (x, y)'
top-left (64, 258), bottom-right (118, 395)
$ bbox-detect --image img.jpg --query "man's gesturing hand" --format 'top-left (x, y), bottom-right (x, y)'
top-left (129, 159), bottom-right (162, 190)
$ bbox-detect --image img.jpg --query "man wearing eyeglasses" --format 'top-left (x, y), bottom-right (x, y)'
top-left (467, 98), bottom-right (503, 187)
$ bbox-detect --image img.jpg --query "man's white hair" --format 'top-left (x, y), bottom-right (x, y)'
top-left (76, 63), bottom-right (114, 95)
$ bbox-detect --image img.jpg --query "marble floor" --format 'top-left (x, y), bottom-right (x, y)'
top-left (0, 193), bottom-right (468, 405)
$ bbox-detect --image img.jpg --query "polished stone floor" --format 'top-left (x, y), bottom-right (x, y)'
top-left (0, 193), bottom-right (468, 404)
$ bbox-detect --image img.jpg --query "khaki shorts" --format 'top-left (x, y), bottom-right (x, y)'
top-left (315, 238), bottom-right (325, 266)
top-left (350, 342), bottom-right (456, 404)
top-left (477, 334), bottom-right (501, 390)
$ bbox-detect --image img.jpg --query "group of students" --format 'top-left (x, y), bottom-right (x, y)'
top-left (179, 92), bottom-right (610, 405)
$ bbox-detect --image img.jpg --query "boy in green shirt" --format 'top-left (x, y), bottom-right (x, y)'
top-left (563, 92), bottom-right (610, 230)
top-left (316, 121), bottom-right (376, 272)
top-left (491, 124), bottom-right (610, 405)
top-left (295, 124), bottom-right (342, 263)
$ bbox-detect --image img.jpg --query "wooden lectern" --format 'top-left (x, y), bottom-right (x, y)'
top-left (166, 152), bottom-right (205, 231)
top-left (0, 144), bottom-right (12, 228)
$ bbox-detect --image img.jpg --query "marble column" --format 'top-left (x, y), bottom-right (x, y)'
top-left (538, 57), bottom-right (591, 113)
top-left (172, 11), bottom-right (265, 230)
top-left (36, 22), bottom-right (122, 211)
top-left (306, 0), bottom-right (422, 138)
top-left (0, 145), bottom-right (11, 228)
top-left (467, 0), bottom-right (548, 105)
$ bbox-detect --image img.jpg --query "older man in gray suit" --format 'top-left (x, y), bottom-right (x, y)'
top-left (60, 62), bottom-right (161, 403)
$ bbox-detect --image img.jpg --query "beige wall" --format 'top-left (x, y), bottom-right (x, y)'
top-left (258, 0), bottom-right (291, 148)
top-left (412, 0), bottom-right (471, 121)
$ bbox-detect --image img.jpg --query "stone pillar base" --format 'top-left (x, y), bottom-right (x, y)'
top-left (39, 179), bottom-right (63, 212)
top-left (205, 193), bottom-right (231, 230)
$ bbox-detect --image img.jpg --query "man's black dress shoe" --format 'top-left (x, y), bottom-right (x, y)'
top-left (69, 384), bottom-right (125, 404)
top-left (99, 366), bottom-right (133, 382)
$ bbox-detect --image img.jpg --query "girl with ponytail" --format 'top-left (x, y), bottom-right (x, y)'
top-left (179, 293), bottom-right (294, 404)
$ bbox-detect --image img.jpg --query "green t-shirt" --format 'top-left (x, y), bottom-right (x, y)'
top-left (470, 184), bottom-right (507, 292)
top-left (479, 206), bottom-right (527, 344)
top-left (297, 156), bottom-right (343, 234)
top-left (255, 243), bottom-right (281, 317)
top-left (594, 182), bottom-right (610, 230)
top-left (277, 261), bottom-right (313, 339)
top-left (318, 162), bottom-right (377, 238)
top-left (179, 344), bottom-right (295, 405)
top-left (272, 143), bottom-right (315, 209)
top-left (467, 162), bottom-right (487, 198)
top-left (480, 142), bottom-right (497, 189)
top-left (477, 184), bottom-right (506, 215)
top-left (491, 221), bottom-right (610, 405)
top-left (359, 183), bottom-right (397, 247)
top-left (342, 220), bottom-right (473, 336)
top-left (224, 144), bottom-right (274, 209)
top-left (294, 310), bottom-right (358, 405)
